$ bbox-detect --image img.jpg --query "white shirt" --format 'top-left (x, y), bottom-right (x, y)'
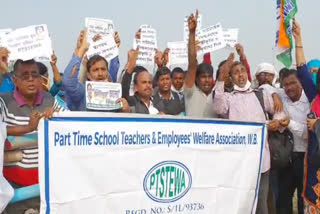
top-left (278, 89), bottom-right (310, 152)
top-left (144, 101), bottom-right (159, 115)
top-left (171, 85), bottom-right (184, 101)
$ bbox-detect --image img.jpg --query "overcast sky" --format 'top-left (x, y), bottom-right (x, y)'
top-left (1, 0), bottom-right (319, 76)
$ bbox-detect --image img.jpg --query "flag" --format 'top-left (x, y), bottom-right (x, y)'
top-left (276, 0), bottom-right (298, 68)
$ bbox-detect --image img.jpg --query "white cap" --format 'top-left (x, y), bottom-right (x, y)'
top-left (255, 63), bottom-right (277, 76)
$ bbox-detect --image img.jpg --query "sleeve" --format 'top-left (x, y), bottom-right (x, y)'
top-left (109, 56), bottom-right (120, 83)
top-left (288, 119), bottom-right (308, 140)
top-left (297, 64), bottom-right (317, 102)
top-left (203, 53), bottom-right (212, 64)
top-left (62, 54), bottom-right (85, 103)
top-left (49, 81), bottom-right (62, 97)
top-left (262, 89), bottom-right (275, 115)
top-left (183, 84), bottom-right (196, 98)
top-left (0, 97), bottom-right (6, 122)
top-left (78, 64), bottom-right (87, 84)
top-left (212, 81), bottom-right (230, 117)
top-left (121, 71), bottom-right (133, 99)
top-left (241, 58), bottom-right (251, 82)
top-left (53, 96), bottom-right (69, 112)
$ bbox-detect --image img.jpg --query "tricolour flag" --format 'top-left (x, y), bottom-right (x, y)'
top-left (275, 0), bottom-right (298, 68)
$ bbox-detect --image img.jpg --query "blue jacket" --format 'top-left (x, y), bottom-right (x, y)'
top-left (297, 64), bottom-right (317, 102)
top-left (63, 54), bottom-right (120, 111)
top-left (0, 73), bottom-right (15, 93)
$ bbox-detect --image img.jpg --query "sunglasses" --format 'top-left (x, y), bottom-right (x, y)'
top-left (15, 72), bottom-right (41, 80)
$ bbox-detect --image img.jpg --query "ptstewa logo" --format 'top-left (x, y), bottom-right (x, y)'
top-left (143, 161), bottom-right (192, 203)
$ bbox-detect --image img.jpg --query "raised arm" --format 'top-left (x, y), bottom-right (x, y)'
top-left (109, 32), bottom-right (121, 82)
top-left (49, 52), bottom-right (63, 96)
top-left (185, 10), bottom-right (198, 89)
top-left (235, 44), bottom-right (251, 82)
top-left (122, 48), bottom-right (139, 99)
top-left (293, 19), bottom-right (317, 102)
top-left (50, 52), bottom-right (61, 83)
top-left (212, 53), bottom-right (234, 117)
top-left (0, 48), bottom-right (10, 87)
top-left (63, 29), bottom-right (89, 103)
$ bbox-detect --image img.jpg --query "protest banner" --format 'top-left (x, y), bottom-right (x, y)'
top-left (135, 25), bottom-right (157, 65)
top-left (86, 34), bottom-right (119, 62)
top-left (2, 24), bottom-right (53, 61)
top-left (0, 123), bottom-right (14, 213)
top-left (197, 23), bottom-right (226, 55)
top-left (167, 41), bottom-right (188, 66)
top-left (183, 14), bottom-right (202, 42)
top-left (0, 28), bottom-right (12, 47)
top-left (85, 17), bottom-right (114, 42)
top-left (85, 82), bottom-right (122, 111)
top-left (38, 112), bottom-right (266, 214)
top-left (223, 28), bottom-right (239, 48)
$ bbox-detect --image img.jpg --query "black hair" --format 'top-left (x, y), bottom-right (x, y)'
top-left (154, 67), bottom-right (171, 82)
top-left (13, 59), bottom-right (37, 75)
top-left (279, 68), bottom-right (297, 82)
top-left (229, 61), bottom-right (247, 76)
top-left (215, 60), bottom-right (227, 80)
top-left (36, 62), bottom-right (48, 76)
top-left (171, 67), bottom-right (185, 78)
top-left (133, 66), bottom-right (148, 85)
top-left (196, 63), bottom-right (214, 78)
top-left (87, 55), bottom-right (108, 72)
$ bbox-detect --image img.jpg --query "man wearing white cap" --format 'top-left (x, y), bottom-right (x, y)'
top-left (255, 63), bottom-right (278, 92)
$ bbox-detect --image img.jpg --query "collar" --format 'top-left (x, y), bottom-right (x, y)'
top-left (159, 91), bottom-right (174, 100)
top-left (13, 88), bottom-right (44, 107)
top-left (280, 89), bottom-right (309, 104)
top-left (233, 81), bottom-right (252, 93)
top-left (171, 85), bottom-right (184, 94)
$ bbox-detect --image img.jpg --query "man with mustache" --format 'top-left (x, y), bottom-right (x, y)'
top-left (122, 63), bottom-right (163, 114)
top-left (184, 10), bottom-right (215, 118)
top-left (213, 53), bottom-right (285, 214)
top-left (0, 56), bottom-right (64, 213)
top-left (63, 29), bottom-right (129, 112)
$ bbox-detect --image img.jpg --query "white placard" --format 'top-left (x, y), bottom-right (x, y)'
top-left (167, 41), bottom-right (188, 66)
top-left (86, 34), bottom-right (119, 61)
top-left (0, 29), bottom-right (12, 48)
top-left (85, 81), bottom-right (122, 111)
top-left (38, 112), bottom-right (266, 214)
top-left (223, 28), bottom-right (239, 48)
top-left (135, 25), bottom-right (157, 65)
top-left (197, 23), bottom-right (226, 55)
top-left (183, 14), bottom-right (202, 42)
top-left (2, 25), bottom-right (53, 61)
top-left (85, 17), bottom-right (114, 42)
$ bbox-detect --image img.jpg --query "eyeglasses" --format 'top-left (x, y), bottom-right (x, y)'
top-left (15, 72), bottom-right (41, 80)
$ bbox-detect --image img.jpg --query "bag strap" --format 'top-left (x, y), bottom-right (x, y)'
top-left (254, 89), bottom-right (269, 120)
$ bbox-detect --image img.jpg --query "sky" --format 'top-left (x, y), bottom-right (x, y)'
top-left (1, 0), bottom-right (319, 78)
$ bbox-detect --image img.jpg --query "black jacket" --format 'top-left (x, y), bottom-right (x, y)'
top-left (121, 71), bottom-right (163, 114)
